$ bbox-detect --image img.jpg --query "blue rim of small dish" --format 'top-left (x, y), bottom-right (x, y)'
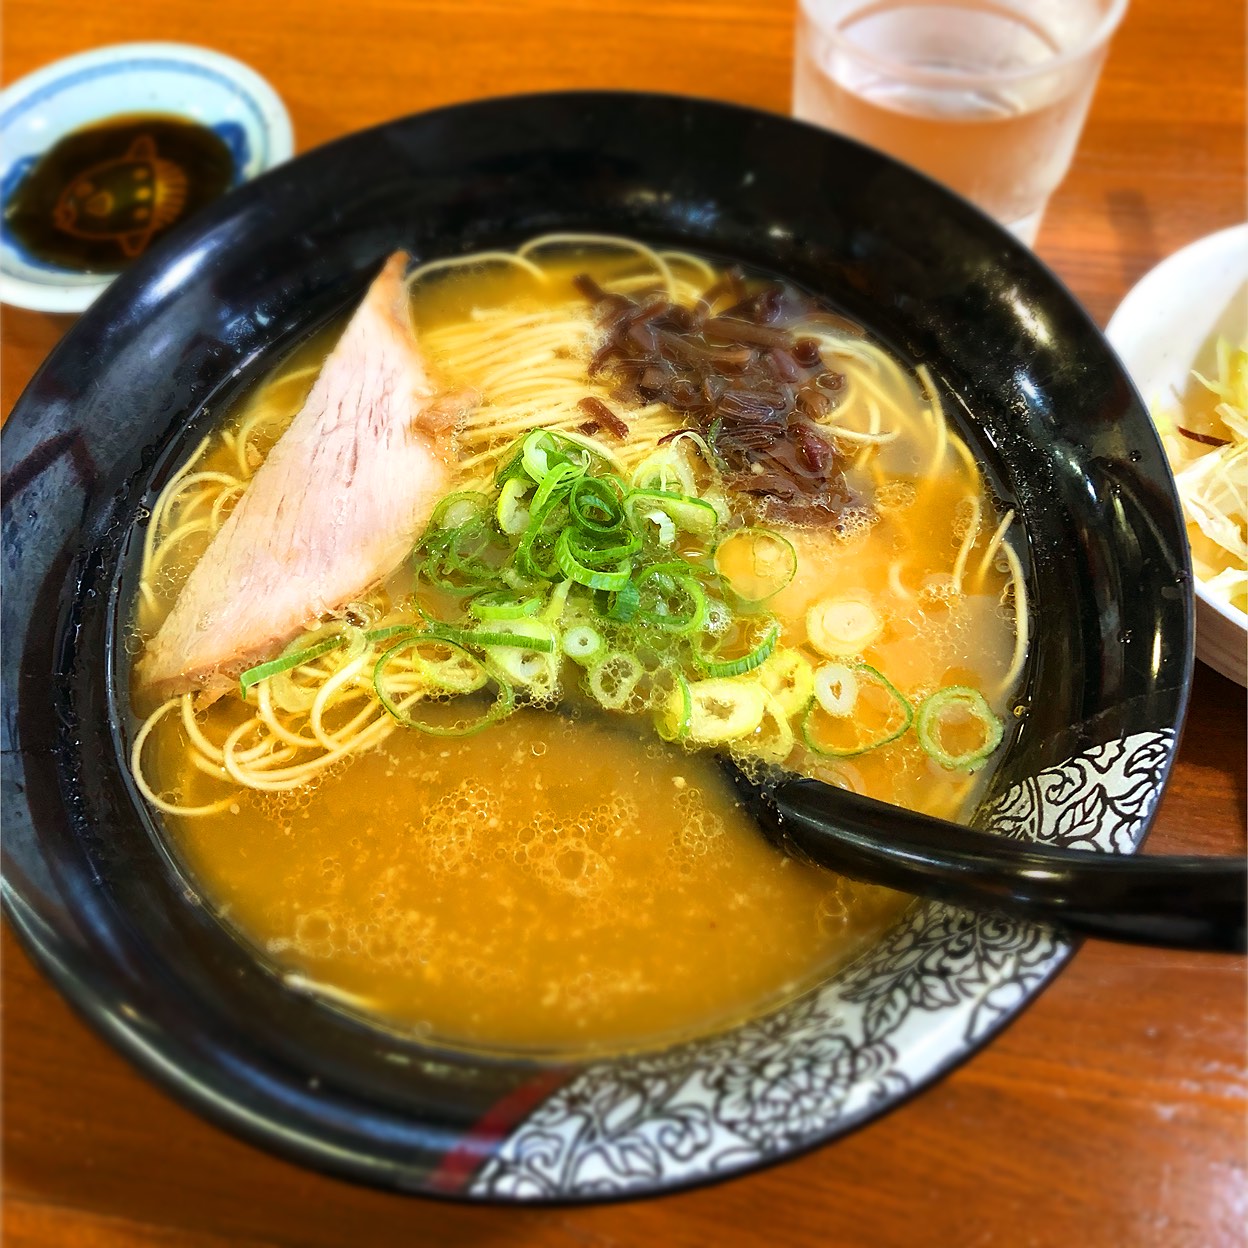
top-left (0, 41), bottom-right (292, 312)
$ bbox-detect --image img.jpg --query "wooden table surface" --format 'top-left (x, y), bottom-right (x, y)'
top-left (3, 1), bottom-right (1245, 1245)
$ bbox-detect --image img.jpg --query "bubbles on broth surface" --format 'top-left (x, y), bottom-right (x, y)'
top-left (873, 480), bottom-right (917, 513)
top-left (161, 708), bottom-right (907, 1052)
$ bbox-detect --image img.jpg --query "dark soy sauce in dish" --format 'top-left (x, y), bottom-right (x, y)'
top-left (4, 113), bottom-right (234, 273)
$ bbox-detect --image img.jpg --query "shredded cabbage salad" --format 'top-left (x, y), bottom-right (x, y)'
top-left (1153, 337), bottom-right (1248, 615)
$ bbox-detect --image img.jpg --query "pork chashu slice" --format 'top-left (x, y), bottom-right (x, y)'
top-left (139, 252), bottom-right (460, 699)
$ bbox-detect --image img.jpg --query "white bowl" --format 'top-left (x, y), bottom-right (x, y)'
top-left (0, 42), bottom-right (293, 313)
top-left (1107, 224), bottom-right (1248, 686)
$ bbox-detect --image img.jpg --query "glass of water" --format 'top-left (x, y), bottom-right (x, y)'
top-left (793, 0), bottom-right (1129, 244)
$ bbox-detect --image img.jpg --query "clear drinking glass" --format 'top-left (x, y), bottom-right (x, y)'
top-left (793, 0), bottom-right (1129, 244)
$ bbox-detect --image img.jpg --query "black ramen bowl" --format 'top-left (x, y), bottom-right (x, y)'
top-left (1, 92), bottom-right (1192, 1202)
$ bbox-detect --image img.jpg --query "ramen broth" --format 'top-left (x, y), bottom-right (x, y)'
top-left (151, 707), bottom-right (905, 1049)
top-left (134, 239), bottom-right (1024, 1055)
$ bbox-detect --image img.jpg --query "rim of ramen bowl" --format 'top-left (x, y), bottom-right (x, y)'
top-left (0, 90), bottom-right (1193, 1203)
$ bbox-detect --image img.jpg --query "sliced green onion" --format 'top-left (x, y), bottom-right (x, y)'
top-left (239, 635), bottom-right (346, 700)
top-left (374, 635), bottom-right (511, 734)
top-left (493, 439), bottom-right (529, 488)
top-left (364, 623), bottom-right (423, 644)
top-left (522, 429), bottom-right (592, 483)
top-left (914, 686), bottom-right (1004, 770)
top-left (428, 490), bottom-right (492, 532)
top-left (469, 589), bottom-right (543, 621)
top-left (239, 624), bottom-right (367, 700)
top-left (556, 529), bottom-right (631, 591)
top-left (702, 486), bottom-right (732, 526)
top-left (757, 647), bottom-right (814, 717)
top-left (637, 505), bottom-right (675, 546)
top-left (531, 459), bottom-right (581, 517)
top-left (520, 429), bottom-right (560, 482)
top-left (813, 662), bottom-right (858, 716)
top-left (412, 640), bottom-right (491, 693)
top-left (412, 616), bottom-right (556, 654)
top-left (587, 651), bottom-right (644, 710)
top-left (419, 515), bottom-right (509, 594)
top-left (654, 672), bottom-right (693, 741)
top-left (515, 522), bottom-right (562, 581)
top-left (566, 530), bottom-right (642, 568)
top-left (631, 445), bottom-right (697, 496)
top-left (660, 428), bottom-right (718, 473)
top-left (632, 565), bottom-right (707, 634)
top-left (542, 578), bottom-right (575, 624)
top-left (695, 618), bottom-right (779, 678)
top-left (806, 596), bottom-right (883, 657)
top-left (628, 489), bottom-right (719, 539)
top-left (399, 425), bottom-right (823, 747)
top-left (467, 624), bottom-right (556, 652)
top-left (496, 478), bottom-right (532, 535)
top-left (570, 475), bottom-right (627, 533)
top-left (482, 620), bottom-right (561, 693)
top-left (562, 623), bottom-right (606, 665)
top-left (685, 677), bottom-right (766, 745)
top-left (735, 689), bottom-right (795, 765)
top-left (603, 581), bottom-right (641, 623)
top-left (714, 528), bottom-right (797, 605)
top-left (802, 663), bottom-right (912, 758)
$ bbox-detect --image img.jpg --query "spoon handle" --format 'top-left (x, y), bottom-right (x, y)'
top-left (766, 778), bottom-right (1247, 953)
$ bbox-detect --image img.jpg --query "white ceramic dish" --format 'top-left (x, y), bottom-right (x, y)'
top-left (1107, 224), bottom-right (1248, 686)
top-left (0, 42), bottom-right (293, 313)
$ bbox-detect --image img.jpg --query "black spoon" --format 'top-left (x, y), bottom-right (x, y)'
top-left (720, 761), bottom-right (1247, 953)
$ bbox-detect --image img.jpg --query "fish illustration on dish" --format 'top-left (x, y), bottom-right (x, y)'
top-left (52, 134), bottom-right (188, 258)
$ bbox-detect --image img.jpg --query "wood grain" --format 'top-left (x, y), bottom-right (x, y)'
top-left (3, 1), bottom-right (1245, 1245)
